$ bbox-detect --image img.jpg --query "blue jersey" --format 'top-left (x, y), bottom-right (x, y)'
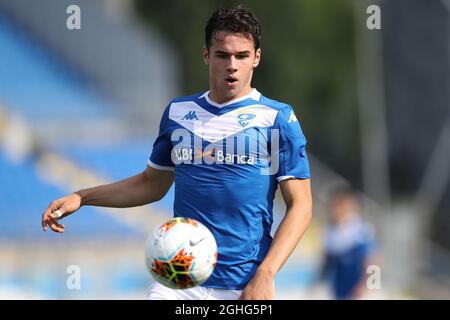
top-left (323, 217), bottom-right (377, 299)
top-left (149, 89), bottom-right (310, 289)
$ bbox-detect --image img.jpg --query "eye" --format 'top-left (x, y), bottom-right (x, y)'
top-left (236, 54), bottom-right (249, 60)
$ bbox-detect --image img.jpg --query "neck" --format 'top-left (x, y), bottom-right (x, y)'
top-left (208, 86), bottom-right (253, 104)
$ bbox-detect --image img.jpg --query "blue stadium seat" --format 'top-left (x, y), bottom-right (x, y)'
top-left (0, 151), bottom-right (141, 241)
top-left (0, 15), bottom-right (172, 241)
top-left (0, 14), bottom-right (119, 122)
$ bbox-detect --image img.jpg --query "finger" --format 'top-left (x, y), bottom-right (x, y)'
top-left (42, 199), bottom-right (62, 231)
top-left (52, 219), bottom-right (65, 232)
top-left (53, 219), bottom-right (65, 228)
top-left (42, 215), bottom-right (47, 232)
top-left (50, 209), bottom-right (64, 220)
top-left (42, 207), bottom-right (54, 232)
top-left (48, 219), bottom-right (65, 233)
top-left (49, 223), bottom-right (64, 233)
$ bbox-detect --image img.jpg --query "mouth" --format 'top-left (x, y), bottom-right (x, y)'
top-left (225, 76), bottom-right (238, 86)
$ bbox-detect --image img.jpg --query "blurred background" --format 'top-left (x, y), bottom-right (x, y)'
top-left (0, 0), bottom-right (449, 299)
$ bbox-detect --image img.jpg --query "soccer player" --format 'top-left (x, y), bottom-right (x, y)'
top-left (320, 186), bottom-right (379, 299)
top-left (41, 5), bottom-right (312, 300)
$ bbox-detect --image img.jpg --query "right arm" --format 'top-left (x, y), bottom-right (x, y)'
top-left (41, 166), bottom-right (173, 233)
top-left (77, 166), bottom-right (173, 208)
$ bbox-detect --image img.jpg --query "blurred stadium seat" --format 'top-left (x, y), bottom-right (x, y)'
top-left (0, 151), bottom-right (140, 241)
top-left (0, 14), bottom-right (119, 122)
top-left (0, 12), bottom-right (169, 299)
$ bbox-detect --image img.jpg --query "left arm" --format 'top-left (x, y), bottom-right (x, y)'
top-left (240, 178), bottom-right (313, 300)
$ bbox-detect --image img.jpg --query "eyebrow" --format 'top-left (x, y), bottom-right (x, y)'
top-left (214, 50), bottom-right (251, 55)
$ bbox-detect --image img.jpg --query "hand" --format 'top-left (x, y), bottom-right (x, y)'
top-left (41, 193), bottom-right (82, 233)
top-left (239, 269), bottom-right (275, 300)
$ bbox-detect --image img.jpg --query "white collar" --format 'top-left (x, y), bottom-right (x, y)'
top-left (200, 88), bottom-right (261, 108)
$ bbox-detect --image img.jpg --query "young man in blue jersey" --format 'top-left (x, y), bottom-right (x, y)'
top-left (41, 5), bottom-right (312, 300)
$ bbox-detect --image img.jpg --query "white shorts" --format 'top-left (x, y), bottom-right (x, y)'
top-left (147, 282), bottom-right (242, 300)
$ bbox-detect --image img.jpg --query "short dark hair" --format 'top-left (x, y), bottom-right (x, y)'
top-left (205, 5), bottom-right (261, 51)
top-left (328, 185), bottom-right (359, 204)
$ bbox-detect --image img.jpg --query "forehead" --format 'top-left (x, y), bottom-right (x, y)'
top-left (211, 31), bottom-right (254, 52)
top-left (332, 194), bottom-right (356, 205)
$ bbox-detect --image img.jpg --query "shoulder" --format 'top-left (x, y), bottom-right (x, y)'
top-left (258, 95), bottom-right (293, 113)
top-left (258, 95), bottom-right (299, 125)
top-left (170, 92), bottom-right (205, 104)
top-left (360, 221), bottom-right (376, 240)
top-left (159, 92), bottom-right (205, 118)
top-left (257, 95), bottom-right (302, 129)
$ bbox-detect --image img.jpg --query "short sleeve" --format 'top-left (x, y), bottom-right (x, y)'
top-left (273, 106), bottom-right (310, 181)
top-left (148, 105), bottom-right (175, 171)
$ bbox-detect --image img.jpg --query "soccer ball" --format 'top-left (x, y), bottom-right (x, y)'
top-left (145, 217), bottom-right (218, 289)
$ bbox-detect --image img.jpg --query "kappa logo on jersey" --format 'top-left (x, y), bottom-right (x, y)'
top-left (181, 111), bottom-right (199, 121)
top-left (288, 111), bottom-right (298, 123)
top-left (237, 110), bottom-right (256, 127)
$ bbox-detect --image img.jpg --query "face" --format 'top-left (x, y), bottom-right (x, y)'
top-left (330, 195), bottom-right (359, 224)
top-left (203, 31), bottom-right (261, 104)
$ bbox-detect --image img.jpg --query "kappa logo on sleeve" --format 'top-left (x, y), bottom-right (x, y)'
top-left (288, 111), bottom-right (298, 123)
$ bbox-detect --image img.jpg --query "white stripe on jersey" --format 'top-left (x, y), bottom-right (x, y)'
top-left (169, 103), bottom-right (278, 143)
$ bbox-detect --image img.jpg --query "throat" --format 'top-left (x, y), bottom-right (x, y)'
top-left (208, 87), bottom-right (253, 105)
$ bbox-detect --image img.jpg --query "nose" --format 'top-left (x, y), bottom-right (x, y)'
top-left (226, 56), bottom-right (238, 73)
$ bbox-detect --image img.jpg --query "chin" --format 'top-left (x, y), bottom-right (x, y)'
top-left (224, 92), bottom-right (237, 98)
top-left (224, 88), bottom-right (241, 98)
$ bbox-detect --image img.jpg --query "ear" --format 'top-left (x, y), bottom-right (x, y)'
top-left (253, 48), bottom-right (261, 69)
top-left (203, 47), bottom-right (209, 65)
